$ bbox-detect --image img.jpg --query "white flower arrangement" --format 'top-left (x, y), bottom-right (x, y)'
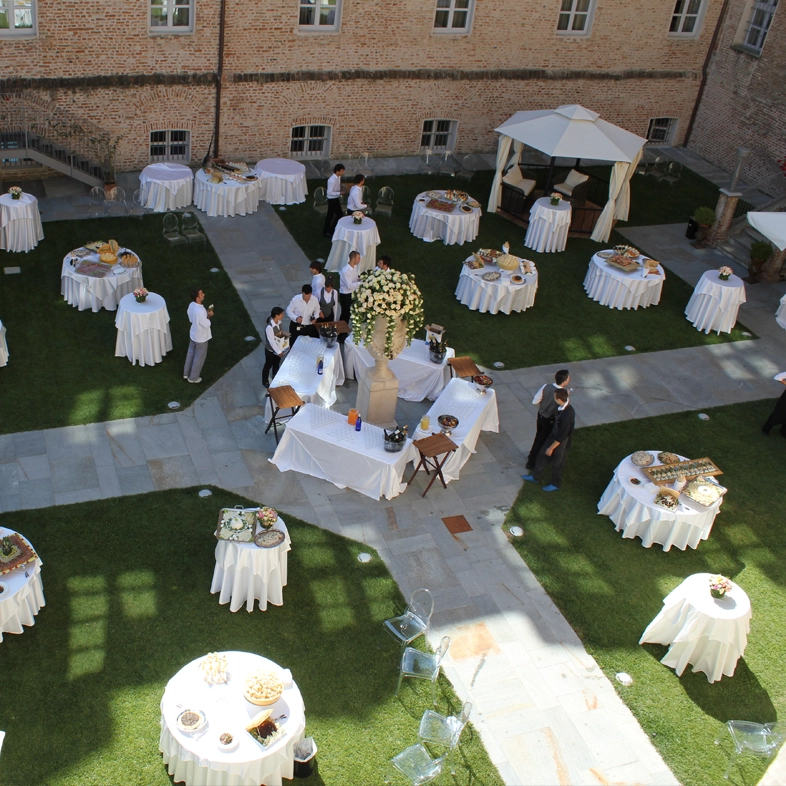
top-left (133, 287), bottom-right (148, 298)
top-left (352, 210), bottom-right (365, 224)
top-left (8, 186), bottom-right (22, 199)
top-left (352, 269), bottom-right (425, 358)
top-left (718, 266), bottom-right (733, 280)
top-left (549, 192), bottom-right (563, 203)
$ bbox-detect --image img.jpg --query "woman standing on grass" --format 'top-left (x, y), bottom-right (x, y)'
top-left (263, 307), bottom-right (288, 388)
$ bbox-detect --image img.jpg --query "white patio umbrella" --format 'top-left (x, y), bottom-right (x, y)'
top-left (747, 212), bottom-right (786, 251)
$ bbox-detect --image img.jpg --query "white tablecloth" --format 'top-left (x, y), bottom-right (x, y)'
top-left (0, 193), bottom-right (44, 252)
top-left (685, 270), bottom-right (747, 334)
top-left (412, 378), bottom-right (500, 484)
top-left (343, 336), bottom-right (455, 401)
top-left (639, 573), bottom-right (751, 683)
top-left (524, 198), bottom-right (571, 253)
top-left (255, 159), bottom-right (307, 205)
top-left (194, 169), bottom-right (261, 218)
top-left (597, 452), bottom-right (723, 551)
top-left (408, 191), bottom-right (481, 246)
top-left (583, 252), bottom-right (665, 310)
top-left (0, 527), bottom-right (45, 642)
top-left (61, 248), bottom-right (144, 312)
top-left (270, 404), bottom-right (418, 500)
top-left (211, 517), bottom-right (290, 613)
top-left (139, 163), bottom-right (194, 212)
top-left (777, 293), bottom-right (786, 330)
top-left (326, 216), bottom-right (380, 273)
top-left (159, 651), bottom-right (306, 786)
top-left (114, 292), bottom-right (173, 366)
top-left (455, 259), bottom-right (539, 314)
top-left (0, 320), bottom-right (7, 368)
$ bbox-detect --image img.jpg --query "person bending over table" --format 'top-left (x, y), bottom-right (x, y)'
top-left (526, 368), bottom-right (570, 471)
top-left (286, 284), bottom-right (322, 347)
top-left (310, 260), bottom-right (325, 301)
top-left (263, 306), bottom-right (289, 388)
top-left (323, 162), bottom-right (345, 238)
top-left (376, 255), bottom-right (392, 272)
top-left (339, 251), bottom-right (361, 324)
top-left (521, 388), bottom-right (575, 492)
top-left (183, 287), bottom-right (213, 384)
top-left (347, 174), bottom-right (368, 213)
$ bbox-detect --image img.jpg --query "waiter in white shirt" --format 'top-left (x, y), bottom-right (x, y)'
top-left (183, 288), bottom-right (213, 384)
top-left (347, 174), bottom-right (368, 213)
top-left (323, 163), bottom-right (345, 237)
top-left (286, 284), bottom-right (322, 347)
top-left (339, 251), bottom-right (361, 324)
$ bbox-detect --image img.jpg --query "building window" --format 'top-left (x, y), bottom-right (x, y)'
top-left (669, 0), bottom-right (705, 36)
top-left (646, 118), bottom-right (677, 145)
top-left (290, 125), bottom-right (331, 158)
top-left (299, 0), bottom-right (340, 29)
top-left (557, 0), bottom-right (595, 34)
top-left (0, 0), bottom-right (35, 35)
top-left (150, 0), bottom-right (193, 32)
top-left (420, 120), bottom-right (457, 152)
top-left (149, 130), bottom-right (190, 163)
top-left (741, 0), bottom-right (778, 53)
top-left (433, 0), bottom-right (473, 33)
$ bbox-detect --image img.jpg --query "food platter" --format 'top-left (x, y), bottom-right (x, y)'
top-left (597, 250), bottom-right (615, 259)
top-left (246, 709), bottom-right (285, 749)
top-left (482, 271), bottom-right (501, 281)
top-left (460, 205), bottom-right (472, 213)
top-left (0, 533), bottom-right (38, 575)
top-left (658, 451), bottom-right (680, 464)
top-left (510, 274), bottom-right (525, 284)
top-left (654, 488), bottom-right (680, 511)
top-left (177, 709), bottom-right (207, 735)
top-left (426, 198), bottom-right (456, 213)
top-left (255, 529), bottom-right (285, 548)
top-left (682, 476), bottom-right (727, 507)
top-left (244, 669), bottom-right (284, 706)
top-left (631, 450), bottom-right (655, 467)
top-left (605, 255), bottom-right (641, 273)
top-left (643, 457), bottom-right (722, 485)
top-left (467, 199), bottom-right (480, 208)
top-left (216, 507), bottom-right (257, 542)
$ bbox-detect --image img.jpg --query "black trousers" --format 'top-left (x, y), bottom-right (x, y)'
top-left (338, 293), bottom-right (353, 324)
top-left (532, 440), bottom-right (570, 488)
top-left (527, 415), bottom-right (555, 468)
top-left (763, 389), bottom-right (786, 435)
top-left (262, 349), bottom-right (281, 387)
top-left (288, 321), bottom-right (317, 347)
top-left (323, 198), bottom-right (343, 236)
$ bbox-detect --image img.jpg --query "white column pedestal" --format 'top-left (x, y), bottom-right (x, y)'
top-left (356, 366), bottom-right (400, 427)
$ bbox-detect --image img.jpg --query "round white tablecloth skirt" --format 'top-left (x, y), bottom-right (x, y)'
top-left (0, 193), bottom-right (44, 253)
top-left (194, 170), bottom-right (260, 217)
top-left (140, 163), bottom-right (194, 212)
top-left (61, 254), bottom-right (143, 313)
top-left (326, 216), bottom-right (380, 272)
top-left (777, 294), bottom-right (786, 330)
top-left (0, 562), bottom-right (45, 641)
top-left (685, 270), bottom-right (746, 334)
top-left (583, 255), bottom-right (664, 310)
top-left (114, 292), bottom-right (173, 366)
top-left (0, 322), bottom-right (8, 368)
top-left (409, 197), bottom-right (480, 246)
top-left (325, 238), bottom-right (376, 273)
top-left (524, 199), bottom-right (572, 253)
top-left (455, 268), bottom-right (538, 314)
top-left (255, 159), bottom-right (307, 205)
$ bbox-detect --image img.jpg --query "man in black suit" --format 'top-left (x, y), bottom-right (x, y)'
top-left (762, 375), bottom-right (786, 437)
top-left (526, 368), bottom-right (570, 471)
top-left (521, 388), bottom-right (575, 492)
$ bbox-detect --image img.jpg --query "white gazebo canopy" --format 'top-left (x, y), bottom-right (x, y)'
top-left (488, 104), bottom-right (648, 243)
top-left (747, 212), bottom-right (786, 251)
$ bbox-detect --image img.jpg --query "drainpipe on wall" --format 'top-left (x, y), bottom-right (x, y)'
top-left (214, 0), bottom-right (227, 158)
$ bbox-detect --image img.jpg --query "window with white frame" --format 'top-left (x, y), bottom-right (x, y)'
top-left (420, 120), bottom-right (457, 152)
top-left (150, 0), bottom-right (193, 32)
top-left (149, 130), bottom-right (191, 163)
top-left (646, 118), bottom-right (677, 145)
top-left (0, 0), bottom-right (35, 35)
top-left (433, 0), bottom-right (473, 33)
top-left (669, 0), bottom-right (705, 36)
top-left (290, 125), bottom-right (331, 158)
top-left (557, 0), bottom-right (595, 34)
top-left (299, 0), bottom-right (340, 29)
top-left (740, 0), bottom-right (779, 53)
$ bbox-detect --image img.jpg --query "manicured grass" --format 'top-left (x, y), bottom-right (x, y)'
top-left (276, 170), bottom-right (750, 370)
top-left (504, 400), bottom-right (786, 786)
top-left (0, 488), bottom-right (503, 786)
top-left (0, 216), bottom-right (259, 435)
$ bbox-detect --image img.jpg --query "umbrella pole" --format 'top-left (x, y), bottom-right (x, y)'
top-left (544, 157), bottom-right (556, 195)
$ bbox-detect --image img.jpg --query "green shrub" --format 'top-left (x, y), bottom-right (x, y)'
top-left (693, 206), bottom-right (716, 226)
top-left (750, 239), bottom-right (773, 261)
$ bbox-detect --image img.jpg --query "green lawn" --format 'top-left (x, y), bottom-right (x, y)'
top-left (0, 216), bottom-right (259, 435)
top-left (276, 170), bottom-right (750, 370)
top-left (504, 399), bottom-right (786, 786)
top-left (0, 488), bottom-right (503, 786)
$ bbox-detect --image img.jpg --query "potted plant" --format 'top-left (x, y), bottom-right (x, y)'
top-left (690, 206), bottom-right (716, 243)
top-left (747, 240), bottom-right (773, 283)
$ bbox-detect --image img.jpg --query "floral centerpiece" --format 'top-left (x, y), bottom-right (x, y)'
top-left (133, 287), bottom-right (149, 303)
top-left (256, 507), bottom-right (278, 530)
top-left (8, 186), bottom-right (22, 200)
top-left (549, 192), bottom-right (562, 206)
top-left (709, 574), bottom-right (733, 599)
top-left (352, 210), bottom-right (364, 225)
top-left (718, 266), bottom-right (733, 281)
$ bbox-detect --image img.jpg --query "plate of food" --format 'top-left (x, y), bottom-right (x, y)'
top-left (85, 241), bottom-right (105, 251)
top-left (606, 255), bottom-right (641, 273)
top-left (473, 374), bottom-right (493, 388)
top-left (437, 414), bottom-right (459, 432)
top-left (465, 255), bottom-right (485, 269)
top-left (255, 529), bottom-right (285, 548)
top-left (597, 250), bottom-right (615, 259)
top-left (631, 450), bottom-right (655, 467)
top-left (216, 507), bottom-right (257, 542)
top-left (654, 487), bottom-right (680, 511)
top-left (658, 452), bottom-right (680, 464)
top-left (629, 477), bottom-right (641, 485)
top-left (460, 205), bottom-right (472, 213)
top-left (510, 274), bottom-right (525, 284)
top-left (200, 652), bottom-right (229, 685)
top-left (216, 731), bottom-right (240, 752)
top-left (682, 476), bottom-right (727, 507)
top-left (417, 197), bottom-right (427, 203)
top-left (246, 709), bottom-right (286, 749)
top-left (426, 191), bottom-right (441, 199)
top-left (482, 271), bottom-right (501, 281)
top-left (614, 245), bottom-right (640, 258)
top-left (244, 669), bottom-right (284, 706)
top-left (73, 247), bottom-right (92, 258)
top-left (467, 199), bottom-right (480, 208)
top-left (177, 709), bottom-right (207, 735)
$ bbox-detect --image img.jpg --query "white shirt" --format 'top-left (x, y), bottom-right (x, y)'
top-left (532, 382), bottom-right (561, 406)
top-left (187, 301), bottom-right (212, 343)
top-left (347, 185), bottom-right (367, 212)
top-left (265, 322), bottom-right (286, 354)
top-left (311, 272), bottom-right (325, 301)
top-left (286, 294), bottom-right (321, 325)
top-left (327, 173), bottom-right (342, 200)
top-left (340, 263), bottom-right (361, 294)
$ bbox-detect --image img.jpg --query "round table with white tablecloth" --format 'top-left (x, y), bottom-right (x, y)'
top-left (255, 158), bottom-right (307, 205)
top-left (0, 320), bottom-right (8, 368)
top-left (0, 192), bottom-right (44, 252)
top-left (61, 247), bottom-right (143, 312)
top-left (455, 258), bottom-right (539, 314)
top-left (775, 293), bottom-right (786, 330)
top-left (685, 270), bottom-right (746, 334)
top-left (114, 292), bottom-right (173, 366)
top-left (139, 163), bottom-right (194, 212)
top-left (639, 573), bottom-right (751, 683)
top-left (211, 517), bottom-right (290, 612)
top-left (597, 451), bottom-right (723, 551)
top-left (583, 251), bottom-right (665, 310)
top-left (193, 168), bottom-right (261, 218)
top-left (325, 215), bottom-right (381, 273)
top-left (0, 527), bottom-right (45, 643)
top-left (159, 651), bottom-right (306, 786)
top-left (524, 197), bottom-right (571, 253)
top-left (409, 191), bottom-right (481, 246)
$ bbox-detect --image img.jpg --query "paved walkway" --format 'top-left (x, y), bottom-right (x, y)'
top-left (2, 170), bottom-right (786, 785)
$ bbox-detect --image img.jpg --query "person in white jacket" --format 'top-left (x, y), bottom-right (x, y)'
top-left (183, 288), bottom-right (213, 384)
top-left (347, 174), bottom-right (368, 213)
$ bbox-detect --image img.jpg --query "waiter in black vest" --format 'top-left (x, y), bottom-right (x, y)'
top-left (522, 388), bottom-right (575, 492)
top-left (526, 369), bottom-right (570, 471)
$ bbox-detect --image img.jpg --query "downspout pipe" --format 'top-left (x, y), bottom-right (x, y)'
top-left (214, 0), bottom-right (227, 158)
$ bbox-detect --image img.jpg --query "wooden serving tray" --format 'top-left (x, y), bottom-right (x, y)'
top-left (0, 533), bottom-right (38, 575)
top-left (643, 457), bottom-right (722, 486)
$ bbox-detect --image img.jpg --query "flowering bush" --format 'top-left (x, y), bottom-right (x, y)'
top-left (718, 266), bottom-right (733, 280)
top-left (709, 574), bottom-right (733, 598)
top-left (8, 186), bottom-right (22, 199)
top-left (352, 268), bottom-right (424, 358)
top-left (256, 507), bottom-right (278, 530)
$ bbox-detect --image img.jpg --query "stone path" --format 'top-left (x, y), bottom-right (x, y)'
top-left (2, 163), bottom-right (786, 785)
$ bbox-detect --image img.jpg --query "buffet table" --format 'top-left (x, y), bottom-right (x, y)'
top-left (255, 159), bottom-right (307, 205)
top-left (139, 163), bottom-right (194, 212)
top-left (524, 198), bottom-right (571, 253)
top-left (159, 651), bottom-right (306, 786)
top-left (455, 258), bottom-right (539, 314)
top-left (114, 292), bottom-right (173, 366)
top-left (343, 335), bottom-right (454, 401)
top-left (409, 190), bottom-right (481, 246)
top-left (583, 251), bottom-right (665, 310)
top-left (0, 527), bottom-right (45, 643)
top-left (0, 320), bottom-right (7, 368)
top-left (412, 378), bottom-right (499, 484)
top-left (193, 168), bottom-right (261, 218)
top-left (61, 247), bottom-right (143, 312)
top-left (0, 192), bottom-right (44, 252)
top-left (211, 517), bottom-right (290, 613)
top-left (325, 215), bottom-right (380, 273)
top-left (777, 294), bottom-right (786, 331)
top-left (270, 404), bottom-right (418, 500)
top-left (685, 270), bottom-right (746, 334)
top-left (639, 573), bottom-right (751, 683)
top-left (597, 452), bottom-right (723, 551)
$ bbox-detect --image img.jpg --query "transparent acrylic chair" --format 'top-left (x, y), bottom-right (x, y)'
top-left (105, 186), bottom-right (127, 217)
top-left (181, 211), bottom-right (206, 245)
top-left (418, 701), bottom-right (472, 774)
top-left (162, 212), bottom-right (187, 245)
top-left (88, 186), bottom-right (107, 217)
top-left (312, 186), bottom-right (328, 216)
top-left (128, 188), bottom-right (146, 218)
top-left (384, 588), bottom-right (434, 652)
top-left (396, 635), bottom-right (450, 706)
top-left (715, 720), bottom-right (784, 780)
top-left (384, 743), bottom-right (447, 785)
top-left (375, 186), bottom-right (394, 217)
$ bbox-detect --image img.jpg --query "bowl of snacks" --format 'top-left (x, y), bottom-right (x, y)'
top-left (217, 731), bottom-right (240, 752)
top-left (244, 670), bottom-right (284, 706)
top-left (437, 414), bottom-right (459, 435)
top-left (654, 487), bottom-right (680, 511)
top-left (200, 652), bottom-right (229, 685)
top-left (473, 374), bottom-right (493, 394)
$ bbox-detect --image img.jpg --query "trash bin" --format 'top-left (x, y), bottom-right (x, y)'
top-left (294, 736), bottom-right (318, 778)
top-left (685, 218), bottom-right (698, 240)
